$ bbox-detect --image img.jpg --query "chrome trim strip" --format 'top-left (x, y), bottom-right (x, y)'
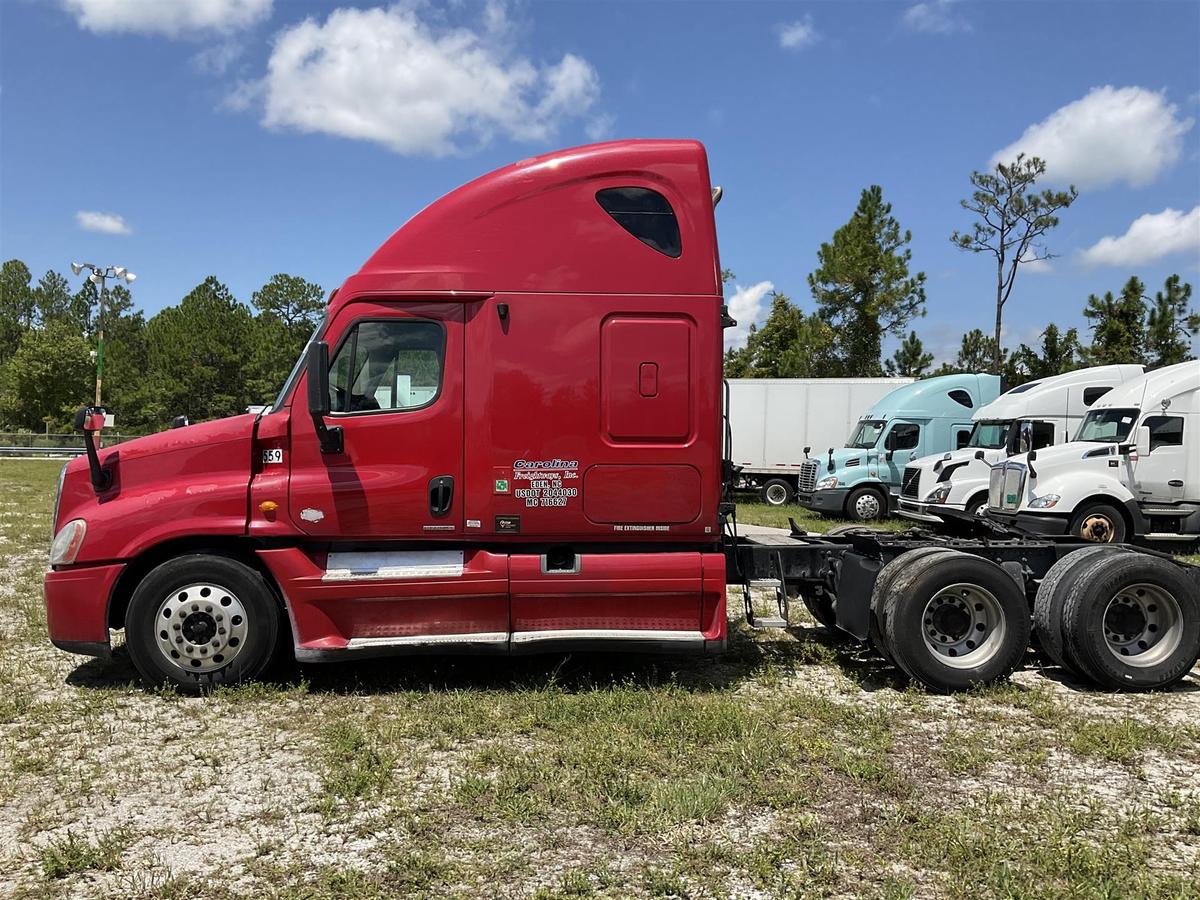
top-left (323, 550), bottom-right (464, 581)
top-left (345, 631), bottom-right (508, 649)
top-left (510, 629), bottom-right (701, 644)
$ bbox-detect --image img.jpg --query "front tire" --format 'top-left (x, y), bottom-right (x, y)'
top-left (759, 478), bottom-right (794, 507)
top-left (1069, 501), bottom-right (1127, 543)
top-left (126, 554), bottom-right (280, 693)
top-left (846, 486), bottom-right (887, 522)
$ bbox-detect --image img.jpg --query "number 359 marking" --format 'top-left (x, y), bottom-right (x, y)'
top-left (262, 449), bottom-right (284, 465)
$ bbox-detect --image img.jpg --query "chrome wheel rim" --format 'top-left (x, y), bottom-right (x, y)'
top-left (765, 484), bottom-right (788, 506)
top-left (153, 583), bottom-right (248, 673)
top-left (855, 493), bottom-right (882, 520)
top-left (973, 502), bottom-right (988, 518)
top-left (1102, 582), bottom-right (1182, 668)
top-left (1079, 513), bottom-right (1117, 542)
top-left (922, 582), bottom-right (1006, 669)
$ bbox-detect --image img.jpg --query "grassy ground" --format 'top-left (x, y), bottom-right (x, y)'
top-left (2, 459), bottom-right (1199, 899)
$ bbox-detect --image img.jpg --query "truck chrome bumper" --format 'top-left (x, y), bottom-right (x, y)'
top-left (44, 562), bottom-right (125, 656)
top-left (987, 510), bottom-right (1070, 536)
top-left (897, 499), bottom-right (956, 524)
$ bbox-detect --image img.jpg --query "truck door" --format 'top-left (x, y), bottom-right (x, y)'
top-left (882, 421), bottom-right (920, 485)
top-left (289, 300), bottom-right (464, 537)
top-left (1133, 414), bottom-right (1187, 502)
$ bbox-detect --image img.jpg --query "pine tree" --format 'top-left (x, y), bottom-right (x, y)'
top-left (809, 185), bottom-right (926, 376)
top-left (1084, 277), bottom-right (1146, 365)
top-left (884, 331), bottom-right (934, 377)
top-left (931, 329), bottom-right (1007, 376)
top-left (1010, 323), bottom-right (1081, 381)
top-left (1145, 274), bottom-right (1198, 367)
top-left (724, 292), bottom-right (836, 378)
top-left (951, 154), bottom-right (1077, 374)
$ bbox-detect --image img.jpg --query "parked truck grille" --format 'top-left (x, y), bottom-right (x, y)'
top-left (988, 464), bottom-right (1026, 510)
top-left (901, 466), bottom-right (921, 499)
top-left (798, 460), bottom-right (819, 493)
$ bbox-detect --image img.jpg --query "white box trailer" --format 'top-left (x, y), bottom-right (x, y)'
top-left (727, 377), bottom-right (915, 505)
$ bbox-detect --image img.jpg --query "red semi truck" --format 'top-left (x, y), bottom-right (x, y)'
top-left (45, 140), bottom-right (1200, 694)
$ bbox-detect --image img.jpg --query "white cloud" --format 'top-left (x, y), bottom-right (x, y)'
top-left (778, 16), bottom-right (819, 50)
top-left (62, 0), bottom-right (272, 37)
top-left (75, 211), bottom-right (132, 235)
top-left (901, 0), bottom-right (971, 35)
top-left (192, 40), bottom-right (245, 75)
top-left (247, 4), bottom-right (600, 157)
top-left (1080, 206), bottom-right (1200, 267)
top-left (1020, 256), bottom-right (1053, 274)
top-left (991, 86), bottom-right (1193, 189)
top-left (725, 281), bottom-right (774, 350)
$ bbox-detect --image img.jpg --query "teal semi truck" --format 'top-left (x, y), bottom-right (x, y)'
top-left (796, 373), bottom-right (1001, 521)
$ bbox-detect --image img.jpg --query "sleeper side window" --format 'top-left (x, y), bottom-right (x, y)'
top-left (328, 319), bottom-right (444, 414)
top-left (596, 187), bottom-right (682, 258)
top-left (1143, 415), bottom-right (1184, 452)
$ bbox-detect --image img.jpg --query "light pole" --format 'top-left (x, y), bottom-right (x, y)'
top-left (71, 263), bottom-right (136, 408)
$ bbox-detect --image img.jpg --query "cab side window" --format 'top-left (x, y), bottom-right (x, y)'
top-left (1143, 415), bottom-right (1183, 452)
top-left (328, 319), bottom-right (444, 414)
top-left (888, 423), bottom-right (920, 451)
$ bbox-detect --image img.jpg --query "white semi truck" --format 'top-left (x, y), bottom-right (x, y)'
top-left (726, 377), bottom-right (913, 505)
top-left (989, 360), bottom-right (1200, 543)
top-left (897, 365), bottom-right (1145, 524)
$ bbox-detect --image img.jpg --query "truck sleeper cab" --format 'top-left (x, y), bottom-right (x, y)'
top-left (795, 374), bottom-right (1000, 521)
top-left (898, 365), bottom-right (1145, 525)
top-left (989, 360), bottom-right (1200, 543)
top-left (44, 141), bottom-right (730, 691)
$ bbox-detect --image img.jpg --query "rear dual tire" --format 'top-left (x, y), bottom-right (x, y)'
top-left (760, 478), bottom-right (794, 507)
top-left (880, 550), bottom-right (1030, 693)
top-left (1060, 555), bottom-right (1199, 691)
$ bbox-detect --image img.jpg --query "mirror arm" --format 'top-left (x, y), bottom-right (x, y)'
top-left (72, 406), bottom-right (112, 493)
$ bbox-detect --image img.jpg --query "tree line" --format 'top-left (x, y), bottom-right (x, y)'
top-left (725, 154), bottom-right (1198, 383)
top-left (0, 260), bottom-right (323, 433)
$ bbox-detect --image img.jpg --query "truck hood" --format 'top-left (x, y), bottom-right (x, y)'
top-left (811, 447), bottom-right (883, 480)
top-left (57, 414), bottom-right (258, 554)
top-left (94, 414), bottom-right (258, 467)
top-left (1006, 440), bottom-right (1110, 470)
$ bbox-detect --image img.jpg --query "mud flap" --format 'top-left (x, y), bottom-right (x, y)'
top-left (833, 553), bottom-right (882, 641)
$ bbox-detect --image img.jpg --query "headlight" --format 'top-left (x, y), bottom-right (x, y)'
top-left (924, 483), bottom-right (952, 504)
top-left (1029, 494), bottom-right (1061, 509)
top-left (815, 476), bottom-right (839, 490)
top-left (50, 519), bottom-right (87, 566)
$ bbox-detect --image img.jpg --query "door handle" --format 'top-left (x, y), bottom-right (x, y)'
top-left (429, 476), bottom-right (454, 517)
top-left (1168, 479), bottom-right (1184, 487)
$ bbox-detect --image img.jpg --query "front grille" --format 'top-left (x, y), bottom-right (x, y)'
top-left (901, 466), bottom-right (921, 499)
top-left (798, 460), bottom-right (819, 493)
top-left (989, 463), bottom-right (1026, 510)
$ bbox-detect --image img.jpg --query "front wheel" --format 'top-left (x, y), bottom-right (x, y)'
top-left (846, 486), bottom-right (887, 522)
top-left (125, 554), bottom-right (281, 693)
top-left (1069, 501), bottom-right (1127, 543)
top-left (759, 478), bottom-right (794, 507)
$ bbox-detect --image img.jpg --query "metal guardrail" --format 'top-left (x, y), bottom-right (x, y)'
top-left (0, 432), bottom-right (142, 458)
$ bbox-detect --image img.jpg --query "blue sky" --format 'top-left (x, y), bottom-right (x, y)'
top-left (2, 0), bottom-right (1198, 362)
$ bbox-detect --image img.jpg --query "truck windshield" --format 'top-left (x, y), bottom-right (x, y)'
top-left (846, 420), bottom-right (885, 449)
top-left (270, 318), bottom-right (326, 413)
top-left (967, 420), bottom-right (1012, 449)
top-left (1074, 408), bottom-right (1138, 443)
